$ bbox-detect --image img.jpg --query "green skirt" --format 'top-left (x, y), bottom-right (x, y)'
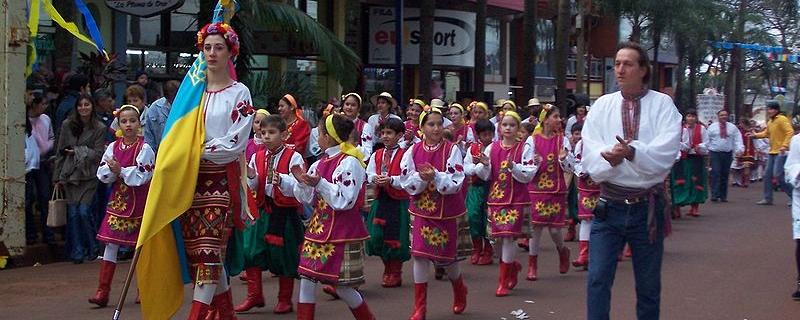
top-left (465, 184), bottom-right (489, 239)
top-left (670, 155), bottom-right (708, 206)
top-left (264, 208), bottom-right (304, 277)
top-left (239, 209), bottom-right (270, 269)
top-left (365, 198), bottom-right (411, 262)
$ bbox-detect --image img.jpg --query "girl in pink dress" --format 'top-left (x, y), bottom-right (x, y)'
top-left (526, 105), bottom-right (572, 281)
top-left (90, 105), bottom-right (154, 307)
top-left (473, 111), bottom-right (538, 297)
top-left (400, 108), bottom-right (468, 320)
top-left (401, 99), bottom-right (425, 148)
top-left (445, 103), bottom-right (476, 154)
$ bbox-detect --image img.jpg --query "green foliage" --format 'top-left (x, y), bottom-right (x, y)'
top-left (248, 71), bottom-right (317, 114)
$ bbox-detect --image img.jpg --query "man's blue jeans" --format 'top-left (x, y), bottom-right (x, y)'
top-left (763, 153), bottom-right (791, 202)
top-left (587, 198), bottom-right (664, 320)
top-left (709, 151), bottom-right (733, 200)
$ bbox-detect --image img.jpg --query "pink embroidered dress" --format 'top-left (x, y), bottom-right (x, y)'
top-left (96, 137), bottom-right (155, 246)
top-left (572, 140), bottom-right (600, 220)
top-left (529, 134), bottom-right (570, 227)
top-left (293, 146), bottom-right (369, 286)
top-left (400, 140), bottom-right (466, 264)
top-left (476, 137), bottom-right (536, 237)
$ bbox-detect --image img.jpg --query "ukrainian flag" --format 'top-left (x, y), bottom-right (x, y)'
top-left (135, 2), bottom-right (236, 318)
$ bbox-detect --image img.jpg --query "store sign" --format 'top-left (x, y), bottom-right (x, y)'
top-left (697, 94), bottom-right (725, 124)
top-left (105, 0), bottom-right (184, 18)
top-left (368, 7), bottom-right (476, 67)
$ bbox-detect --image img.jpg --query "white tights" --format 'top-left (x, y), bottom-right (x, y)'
top-left (500, 237), bottom-right (517, 263)
top-left (579, 220), bottom-right (591, 241)
top-left (193, 267), bottom-right (229, 304)
top-left (412, 257), bottom-right (461, 283)
top-left (102, 243), bottom-right (120, 263)
top-left (298, 278), bottom-right (364, 309)
top-left (528, 226), bottom-right (564, 256)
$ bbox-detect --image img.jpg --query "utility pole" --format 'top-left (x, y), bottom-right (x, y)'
top-left (0, 0), bottom-right (30, 255)
top-left (521, 0), bottom-right (538, 103)
top-left (474, 0), bottom-right (487, 101)
top-left (575, 0), bottom-right (586, 95)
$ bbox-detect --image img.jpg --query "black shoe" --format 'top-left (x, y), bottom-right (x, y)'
top-left (710, 198), bottom-right (719, 202)
top-left (721, 199), bottom-right (728, 202)
top-left (793, 281), bottom-right (800, 300)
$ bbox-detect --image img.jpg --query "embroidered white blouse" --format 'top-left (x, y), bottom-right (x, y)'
top-left (201, 82), bottom-right (254, 164)
top-left (97, 141), bottom-right (156, 186)
top-left (293, 145), bottom-right (367, 211)
top-left (399, 142), bottom-right (465, 196)
top-left (473, 136), bottom-right (537, 183)
top-left (247, 147), bottom-right (306, 198)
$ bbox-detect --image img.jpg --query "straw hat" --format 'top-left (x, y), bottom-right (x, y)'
top-left (430, 98), bottom-right (446, 109)
top-left (494, 99), bottom-right (506, 109)
top-left (527, 98), bottom-right (541, 107)
top-left (370, 92), bottom-right (397, 109)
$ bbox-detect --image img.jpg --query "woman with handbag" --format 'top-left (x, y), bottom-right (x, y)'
top-left (53, 94), bottom-right (107, 264)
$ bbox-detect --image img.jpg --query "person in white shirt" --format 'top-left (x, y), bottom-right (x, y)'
top-left (782, 133), bottom-right (800, 300)
top-left (706, 110), bottom-right (744, 202)
top-left (581, 42), bottom-right (682, 320)
top-left (367, 92), bottom-right (402, 137)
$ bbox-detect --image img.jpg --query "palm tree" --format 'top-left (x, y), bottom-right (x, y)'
top-left (198, 0), bottom-right (361, 90)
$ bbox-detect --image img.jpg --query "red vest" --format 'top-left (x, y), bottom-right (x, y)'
top-left (373, 147), bottom-right (409, 200)
top-left (255, 147), bottom-right (301, 208)
top-left (468, 142), bottom-right (487, 185)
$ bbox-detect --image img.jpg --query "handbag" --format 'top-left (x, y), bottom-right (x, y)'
top-left (46, 185), bottom-right (68, 227)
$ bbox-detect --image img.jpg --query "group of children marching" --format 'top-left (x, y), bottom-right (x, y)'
top-left (85, 91), bottom-right (611, 320)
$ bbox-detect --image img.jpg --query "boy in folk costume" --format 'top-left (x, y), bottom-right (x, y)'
top-left (464, 119), bottom-right (496, 265)
top-left (291, 113), bottom-right (375, 320)
top-left (670, 109), bottom-right (708, 217)
top-left (237, 115), bottom-right (306, 314)
top-left (473, 111), bottom-right (538, 297)
top-left (365, 118), bottom-right (412, 288)
top-left (526, 104), bottom-right (572, 281)
top-left (400, 108), bottom-right (469, 319)
top-left (90, 105), bottom-right (155, 307)
top-left (564, 123), bottom-right (598, 269)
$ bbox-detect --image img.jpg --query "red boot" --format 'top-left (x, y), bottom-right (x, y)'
top-left (495, 263), bottom-right (510, 297)
top-left (409, 283), bottom-right (427, 320)
top-left (506, 261), bottom-right (521, 289)
top-left (470, 238), bottom-right (482, 264)
top-left (383, 260), bottom-right (402, 288)
top-left (476, 239), bottom-right (494, 265)
top-left (273, 277), bottom-right (294, 314)
top-left (689, 204), bottom-right (700, 217)
top-left (572, 241), bottom-right (589, 270)
top-left (187, 300), bottom-right (211, 320)
top-left (88, 260), bottom-right (116, 307)
top-left (350, 300), bottom-right (376, 320)
top-left (517, 238), bottom-right (529, 250)
top-left (381, 260), bottom-right (391, 286)
top-left (451, 275), bottom-right (468, 314)
top-left (296, 302), bottom-right (315, 320)
top-left (564, 223), bottom-right (576, 242)
top-left (624, 244), bottom-right (632, 258)
top-left (558, 246), bottom-right (571, 274)
top-left (217, 290), bottom-right (237, 320)
top-left (672, 206), bottom-right (682, 219)
top-left (322, 284), bottom-right (339, 299)
top-left (526, 255), bottom-right (538, 281)
top-left (234, 267), bottom-right (265, 312)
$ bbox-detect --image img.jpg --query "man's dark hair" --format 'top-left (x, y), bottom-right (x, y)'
top-left (378, 117), bottom-right (405, 134)
top-left (261, 114), bottom-right (287, 132)
top-left (571, 123), bottom-right (583, 133)
top-left (521, 122), bottom-right (536, 134)
top-left (67, 74), bottom-right (89, 92)
top-left (617, 41), bottom-right (651, 84)
top-left (684, 108), bottom-right (698, 117)
top-left (717, 109), bottom-right (729, 115)
top-left (474, 119), bottom-right (495, 135)
top-left (767, 101), bottom-right (781, 111)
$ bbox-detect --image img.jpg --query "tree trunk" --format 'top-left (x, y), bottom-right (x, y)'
top-left (651, 27), bottom-right (661, 91)
top-left (555, 0), bottom-right (570, 113)
top-left (688, 56), bottom-right (698, 111)
top-left (628, 16), bottom-right (642, 43)
top-left (474, 0), bottom-right (487, 100)
top-left (419, 0), bottom-right (435, 101)
top-left (575, 0), bottom-right (586, 95)
top-left (674, 37), bottom-right (687, 108)
top-left (521, 0), bottom-right (538, 103)
top-left (731, 0), bottom-right (747, 118)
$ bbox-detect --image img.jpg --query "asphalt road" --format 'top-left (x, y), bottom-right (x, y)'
top-left (2, 185), bottom-right (799, 319)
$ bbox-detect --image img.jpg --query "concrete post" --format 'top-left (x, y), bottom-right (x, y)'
top-left (0, 0), bottom-right (31, 255)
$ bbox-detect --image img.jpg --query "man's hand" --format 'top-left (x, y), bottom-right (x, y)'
top-left (603, 136), bottom-right (634, 166)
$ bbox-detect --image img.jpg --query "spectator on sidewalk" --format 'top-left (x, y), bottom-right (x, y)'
top-left (143, 80), bottom-right (180, 153)
top-left (54, 74), bottom-right (91, 138)
top-left (25, 92), bottom-right (55, 245)
top-left (750, 101), bottom-right (794, 205)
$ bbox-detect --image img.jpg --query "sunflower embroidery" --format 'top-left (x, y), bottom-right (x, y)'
top-left (420, 226), bottom-right (448, 248)
top-left (107, 215), bottom-right (140, 232)
top-left (108, 185), bottom-right (130, 212)
top-left (493, 208), bottom-right (519, 225)
top-left (582, 197), bottom-right (598, 210)
top-left (302, 242), bottom-right (337, 263)
top-left (415, 184), bottom-right (438, 211)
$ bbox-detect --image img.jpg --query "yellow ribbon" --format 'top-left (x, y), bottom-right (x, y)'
top-left (325, 115), bottom-right (366, 167)
top-left (26, 0), bottom-right (41, 76)
top-left (502, 110), bottom-right (522, 123)
top-left (256, 109), bottom-right (270, 116)
top-left (418, 108), bottom-right (443, 128)
top-left (502, 100), bottom-right (517, 110)
top-left (533, 104), bottom-right (554, 135)
top-left (42, 0), bottom-right (108, 60)
top-left (410, 99), bottom-right (427, 108)
top-left (450, 103), bottom-right (465, 114)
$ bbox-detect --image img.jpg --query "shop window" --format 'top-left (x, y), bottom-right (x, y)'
top-left (536, 20), bottom-right (555, 79)
top-left (364, 67), bottom-right (397, 101)
top-left (485, 18), bottom-right (504, 83)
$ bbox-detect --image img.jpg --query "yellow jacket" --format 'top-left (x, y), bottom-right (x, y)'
top-left (754, 114), bottom-right (794, 154)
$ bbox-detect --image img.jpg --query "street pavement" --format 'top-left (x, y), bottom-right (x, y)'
top-left (2, 185), bottom-right (799, 319)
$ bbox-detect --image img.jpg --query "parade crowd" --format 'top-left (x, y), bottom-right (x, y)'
top-left (21, 22), bottom-right (800, 320)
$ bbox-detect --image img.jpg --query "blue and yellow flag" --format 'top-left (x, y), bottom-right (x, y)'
top-left (135, 2), bottom-right (236, 318)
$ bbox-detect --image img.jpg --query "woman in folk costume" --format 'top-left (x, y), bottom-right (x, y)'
top-left (237, 115), bottom-right (306, 314)
top-left (291, 113), bottom-right (375, 320)
top-left (182, 22), bottom-right (256, 319)
top-left (401, 99), bottom-right (426, 148)
top-left (400, 108), bottom-right (469, 319)
top-left (445, 103), bottom-right (476, 154)
top-left (670, 109), bottom-right (708, 218)
top-left (246, 109), bottom-right (269, 160)
top-left (564, 123), bottom-right (598, 270)
top-left (368, 92), bottom-right (402, 136)
top-left (473, 111), bottom-right (538, 297)
top-left (278, 94), bottom-right (311, 156)
top-left (89, 105), bottom-right (155, 307)
top-left (366, 118), bottom-right (412, 288)
top-left (464, 119), bottom-right (497, 265)
top-left (526, 104), bottom-right (572, 281)
top-left (467, 101), bottom-right (490, 128)
top-left (340, 93), bottom-right (375, 158)
top-left (732, 119), bottom-right (756, 187)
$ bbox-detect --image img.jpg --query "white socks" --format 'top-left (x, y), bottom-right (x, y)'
top-left (579, 220), bottom-right (592, 241)
top-left (501, 238), bottom-right (516, 263)
top-left (102, 244), bottom-right (119, 263)
top-left (413, 258), bottom-right (431, 283)
top-left (299, 278), bottom-right (317, 303)
top-left (549, 227), bottom-right (564, 249)
top-left (192, 267), bottom-right (228, 304)
top-left (446, 261), bottom-right (462, 281)
top-left (337, 287), bottom-right (364, 309)
top-left (298, 278), bottom-right (363, 309)
top-left (529, 226), bottom-right (564, 256)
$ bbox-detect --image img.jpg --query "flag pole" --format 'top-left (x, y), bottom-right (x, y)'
top-left (111, 247), bottom-right (141, 320)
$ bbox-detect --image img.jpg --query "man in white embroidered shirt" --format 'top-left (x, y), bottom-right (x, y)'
top-left (581, 42), bottom-right (682, 320)
top-left (706, 110), bottom-right (744, 202)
